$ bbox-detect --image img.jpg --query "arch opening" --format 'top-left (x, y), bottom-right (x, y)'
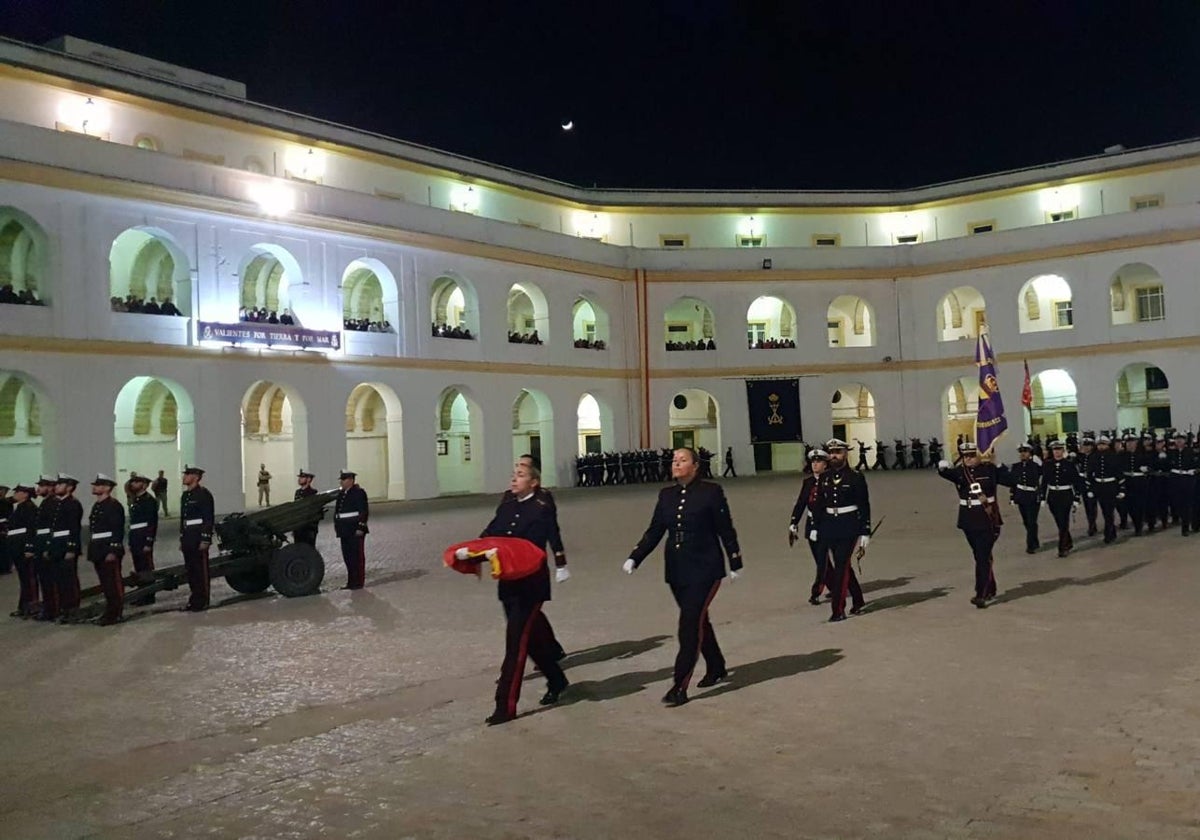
top-left (572, 297), bottom-right (609, 349)
top-left (0, 207), bottom-right (48, 305)
top-left (746, 295), bottom-right (797, 350)
top-left (936, 286), bottom-right (987, 342)
top-left (114, 376), bottom-right (197, 487)
top-left (238, 244), bottom-right (302, 326)
top-left (831, 384), bottom-right (877, 461)
top-left (943, 376), bottom-right (978, 446)
top-left (430, 275), bottom-right (477, 339)
top-left (345, 382), bottom-right (405, 499)
top-left (668, 389), bottom-right (720, 471)
top-left (0, 370), bottom-right (47, 477)
top-left (512, 389), bottom-right (556, 485)
top-left (341, 259), bottom-right (398, 333)
top-left (1109, 263), bottom-right (1166, 326)
top-left (1028, 369), bottom-right (1079, 438)
top-left (436, 386), bottom-right (484, 494)
top-left (827, 295), bottom-right (876, 348)
top-left (108, 228), bottom-right (190, 316)
top-left (1018, 274), bottom-right (1072, 334)
top-left (241, 380), bottom-right (309, 508)
top-left (664, 297), bottom-right (715, 351)
top-left (1115, 362), bottom-right (1171, 433)
top-left (507, 283), bottom-right (547, 345)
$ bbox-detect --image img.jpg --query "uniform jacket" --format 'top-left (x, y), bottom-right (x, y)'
top-left (494, 487), bottom-right (566, 565)
top-left (49, 495), bottom-right (83, 555)
top-left (6, 499), bottom-right (35, 552)
top-left (34, 495), bottom-right (60, 554)
top-left (88, 496), bottom-right (126, 559)
top-left (127, 491), bottom-right (158, 551)
top-left (937, 461), bottom-right (1013, 531)
top-left (811, 465), bottom-right (872, 540)
top-left (179, 486), bottom-right (215, 549)
top-left (1120, 449), bottom-right (1152, 483)
top-left (293, 485), bottom-right (321, 538)
top-left (1008, 459), bottom-right (1043, 504)
top-left (0, 495), bottom-right (11, 538)
top-left (482, 491), bottom-right (561, 602)
top-left (789, 475), bottom-right (821, 534)
top-left (1039, 458), bottom-right (1087, 502)
top-left (628, 479), bottom-right (742, 587)
top-left (334, 484), bottom-right (369, 538)
top-left (1085, 450), bottom-right (1125, 495)
top-left (1164, 446), bottom-right (1197, 479)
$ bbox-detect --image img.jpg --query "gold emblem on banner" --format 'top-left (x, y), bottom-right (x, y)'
top-left (767, 393), bottom-right (784, 425)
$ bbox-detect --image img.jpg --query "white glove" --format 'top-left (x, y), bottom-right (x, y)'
top-left (938, 460), bottom-right (950, 470)
top-left (859, 535), bottom-right (870, 550)
top-left (1140, 465), bottom-right (1149, 473)
top-left (1086, 491), bottom-right (1095, 499)
top-left (1116, 492), bottom-right (1125, 500)
top-left (622, 558), bottom-right (636, 574)
top-left (729, 570), bottom-right (740, 581)
top-left (454, 546), bottom-right (470, 561)
top-left (1033, 456), bottom-right (1043, 466)
top-left (808, 529), bottom-right (818, 542)
top-left (555, 566), bottom-right (571, 583)
top-left (788, 523), bottom-right (798, 534)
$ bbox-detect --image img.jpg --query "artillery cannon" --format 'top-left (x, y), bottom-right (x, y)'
top-left (69, 489), bottom-right (339, 621)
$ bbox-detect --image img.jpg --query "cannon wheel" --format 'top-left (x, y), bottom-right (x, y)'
top-left (225, 566), bottom-right (271, 594)
top-left (269, 543), bottom-right (325, 597)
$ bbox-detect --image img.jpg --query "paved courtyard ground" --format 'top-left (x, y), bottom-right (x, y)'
top-left (1, 469), bottom-right (1198, 839)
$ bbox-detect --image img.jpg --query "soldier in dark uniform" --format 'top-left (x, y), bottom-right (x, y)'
top-left (127, 472), bottom-right (159, 600)
top-left (0, 484), bottom-right (11, 576)
top-left (6, 484), bottom-right (39, 617)
top-left (1087, 435), bottom-right (1124, 544)
top-left (334, 470), bottom-right (369, 589)
top-left (1077, 435), bottom-right (1099, 536)
top-left (1113, 435), bottom-right (1130, 529)
top-left (179, 465), bottom-right (215, 612)
top-left (1150, 435), bottom-right (1171, 529)
top-left (292, 469), bottom-right (320, 546)
top-left (810, 439), bottom-right (870, 622)
top-left (1009, 442), bottom-right (1043, 554)
top-left (87, 474), bottom-right (127, 625)
top-left (625, 447), bottom-right (742, 707)
top-left (48, 473), bottom-right (84, 621)
top-left (1119, 433), bottom-right (1150, 535)
top-left (465, 462), bottom-right (570, 725)
top-left (1039, 441), bottom-right (1087, 557)
top-left (789, 448), bottom-right (831, 605)
top-left (937, 442), bottom-right (1014, 607)
top-left (1165, 432), bottom-right (1197, 535)
top-left (32, 475), bottom-right (60, 621)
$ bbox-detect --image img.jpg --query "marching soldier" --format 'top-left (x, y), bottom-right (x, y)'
top-left (1119, 433), bottom-right (1151, 536)
top-left (1165, 432), bottom-right (1196, 536)
top-left (88, 475), bottom-right (126, 625)
top-left (32, 475), bottom-right (59, 621)
top-left (810, 439), bottom-right (870, 622)
top-left (624, 447), bottom-right (743, 707)
top-left (179, 465), bottom-right (215, 612)
top-left (1078, 435), bottom-right (1099, 536)
top-left (49, 473), bottom-right (84, 621)
top-left (1113, 435), bottom-right (1130, 530)
top-left (0, 484), bottom-right (11, 576)
top-left (1039, 441), bottom-right (1087, 557)
top-left (1009, 442), bottom-right (1043, 554)
top-left (293, 469), bottom-right (320, 546)
top-left (6, 484), bottom-right (38, 617)
top-left (789, 448), bottom-right (831, 605)
top-left (1087, 435), bottom-right (1124, 543)
top-left (334, 470), bottom-right (369, 589)
top-left (937, 442), bottom-right (1014, 607)
top-left (1150, 435), bottom-right (1171, 529)
top-left (127, 472), bottom-right (159, 601)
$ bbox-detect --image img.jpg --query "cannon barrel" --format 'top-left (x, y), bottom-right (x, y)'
top-left (216, 488), bottom-right (340, 552)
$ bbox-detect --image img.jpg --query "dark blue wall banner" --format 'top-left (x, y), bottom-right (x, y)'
top-left (198, 322), bottom-right (341, 351)
top-left (745, 378), bottom-right (802, 442)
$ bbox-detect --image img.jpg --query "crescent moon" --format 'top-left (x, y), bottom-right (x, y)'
top-left (561, 120), bottom-right (574, 131)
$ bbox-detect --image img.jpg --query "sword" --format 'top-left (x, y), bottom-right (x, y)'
top-left (855, 515), bottom-right (886, 573)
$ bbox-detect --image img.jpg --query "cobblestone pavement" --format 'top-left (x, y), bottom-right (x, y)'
top-left (1, 471), bottom-right (1198, 839)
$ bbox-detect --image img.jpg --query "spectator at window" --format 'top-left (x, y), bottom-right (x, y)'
top-left (161, 298), bottom-right (182, 316)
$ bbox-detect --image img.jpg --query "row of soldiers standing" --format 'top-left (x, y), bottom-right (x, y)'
top-left (575, 448), bottom-right (716, 486)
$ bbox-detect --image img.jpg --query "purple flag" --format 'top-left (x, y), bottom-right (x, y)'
top-left (974, 329), bottom-right (1008, 455)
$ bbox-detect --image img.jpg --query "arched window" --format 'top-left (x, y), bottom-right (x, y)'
top-left (0, 207), bottom-right (48, 305)
top-left (341, 259), bottom-right (398, 332)
top-left (936, 286), bottom-right (986, 342)
top-left (827, 295), bottom-right (876, 347)
top-left (664, 296), bottom-right (716, 351)
top-left (1018, 274), bottom-right (1072, 333)
top-left (572, 297), bottom-right (609, 349)
top-left (1109, 263), bottom-right (1165, 326)
top-left (108, 228), bottom-right (190, 316)
top-left (238, 245), bottom-right (302, 324)
top-left (430, 275), bottom-right (478, 339)
top-left (507, 283), bottom-right (548, 345)
top-left (746, 295), bottom-right (797, 349)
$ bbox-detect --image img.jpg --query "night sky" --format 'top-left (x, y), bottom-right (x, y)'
top-left (2, 0), bottom-right (1198, 190)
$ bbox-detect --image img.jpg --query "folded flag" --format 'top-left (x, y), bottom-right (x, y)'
top-left (443, 537), bottom-right (546, 581)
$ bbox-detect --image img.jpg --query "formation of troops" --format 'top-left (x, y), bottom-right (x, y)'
top-left (0, 466), bottom-right (371, 625)
top-left (575, 448), bottom-right (718, 486)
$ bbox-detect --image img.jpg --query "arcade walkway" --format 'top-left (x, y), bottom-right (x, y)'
top-left (1, 471), bottom-right (1197, 839)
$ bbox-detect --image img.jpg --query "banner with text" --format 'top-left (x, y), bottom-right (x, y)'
top-left (745, 378), bottom-right (802, 443)
top-left (198, 322), bottom-right (341, 352)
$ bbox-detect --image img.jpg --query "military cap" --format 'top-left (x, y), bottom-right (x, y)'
top-left (1080, 435), bottom-right (1095, 445)
top-left (297, 468), bottom-right (315, 478)
top-left (1048, 440), bottom-right (1066, 450)
top-left (0, 483), bottom-right (8, 493)
top-left (182, 464), bottom-right (205, 476)
top-left (958, 441), bottom-right (978, 454)
top-left (13, 483), bottom-right (34, 495)
top-left (824, 438), bottom-right (848, 451)
top-left (808, 448), bottom-right (830, 461)
top-left (1017, 442), bottom-right (1033, 452)
top-left (37, 474), bottom-right (57, 486)
top-left (339, 469), bottom-right (357, 480)
top-left (91, 473), bottom-right (117, 487)
top-left (1174, 430), bottom-right (1188, 440)
top-left (56, 472), bottom-right (79, 485)
top-left (128, 471), bottom-right (150, 483)
top-left (1097, 435), bottom-right (1112, 445)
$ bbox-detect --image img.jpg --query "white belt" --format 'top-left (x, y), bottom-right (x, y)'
top-left (7, 527), bottom-right (26, 536)
top-left (1016, 484), bottom-right (1038, 492)
top-left (1125, 472), bottom-right (1146, 478)
top-left (90, 531), bottom-right (113, 540)
top-left (1093, 477), bottom-right (1118, 483)
top-left (960, 497), bottom-right (996, 506)
top-left (337, 511), bottom-right (360, 518)
top-left (0, 518), bottom-right (6, 524)
top-left (1047, 485), bottom-right (1074, 491)
top-left (184, 518), bottom-right (204, 526)
top-left (130, 522), bottom-right (149, 530)
top-left (825, 505), bottom-right (858, 515)
top-left (36, 528), bottom-right (50, 535)
top-left (52, 530), bottom-right (70, 538)
top-left (1170, 469), bottom-right (1195, 475)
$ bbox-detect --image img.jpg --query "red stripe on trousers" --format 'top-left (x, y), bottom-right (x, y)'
top-left (680, 580), bottom-right (721, 691)
top-left (505, 603), bottom-right (542, 716)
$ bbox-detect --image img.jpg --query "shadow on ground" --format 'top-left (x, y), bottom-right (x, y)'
top-left (995, 560), bottom-right (1152, 605)
top-left (525, 636), bottom-right (671, 683)
top-left (860, 587), bottom-right (952, 614)
top-left (861, 576), bottom-right (914, 595)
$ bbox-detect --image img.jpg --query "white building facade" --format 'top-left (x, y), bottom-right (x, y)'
top-left (2, 37), bottom-right (1199, 506)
